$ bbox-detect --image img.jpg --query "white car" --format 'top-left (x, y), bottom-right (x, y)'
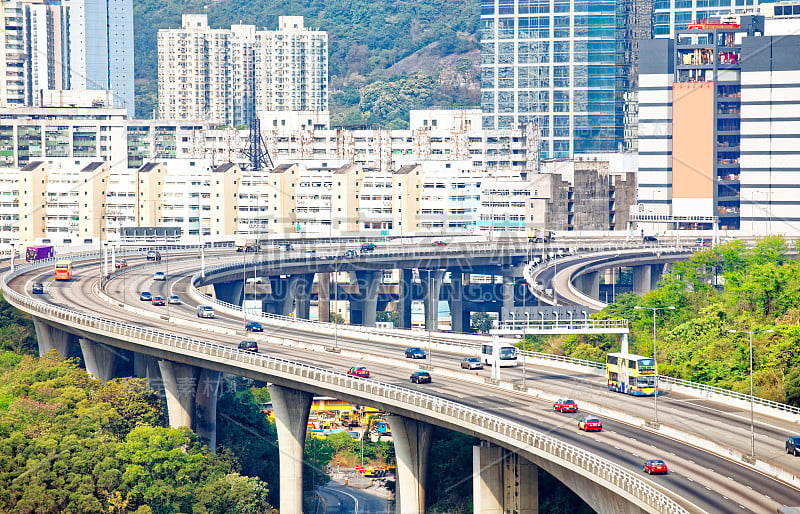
top-left (153, 271), bottom-right (166, 281)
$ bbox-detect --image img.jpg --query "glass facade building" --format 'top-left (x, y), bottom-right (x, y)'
top-left (480, 0), bottom-right (649, 158)
top-left (653, 0), bottom-right (760, 36)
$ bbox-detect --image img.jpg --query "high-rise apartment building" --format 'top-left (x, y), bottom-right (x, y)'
top-left (480, 0), bottom-right (652, 159)
top-left (64, 0), bottom-right (135, 116)
top-left (158, 15), bottom-right (328, 126)
top-left (636, 14), bottom-right (800, 234)
top-left (0, 0), bottom-right (133, 115)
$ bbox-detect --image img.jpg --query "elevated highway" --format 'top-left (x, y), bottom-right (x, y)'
top-left (4, 247), bottom-right (800, 513)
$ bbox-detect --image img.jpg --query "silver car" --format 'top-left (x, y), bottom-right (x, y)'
top-left (461, 357), bottom-right (483, 370)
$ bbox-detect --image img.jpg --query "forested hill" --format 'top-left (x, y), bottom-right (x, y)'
top-left (133, 0), bottom-right (481, 126)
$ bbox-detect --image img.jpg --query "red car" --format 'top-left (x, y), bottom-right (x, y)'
top-left (431, 241), bottom-right (447, 246)
top-left (643, 459), bottom-right (668, 475)
top-left (347, 366), bottom-right (370, 378)
top-left (115, 260), bottom-right (128, 269)
top-left (554, 398), bottom-right (578, 413)
top-left (578, 416), bottom-right (603, 431)
top-left (151, 295), bottom-right (166, 306)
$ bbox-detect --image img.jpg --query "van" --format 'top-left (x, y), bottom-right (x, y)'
top-left (197, 305), bottom-right (215, 318)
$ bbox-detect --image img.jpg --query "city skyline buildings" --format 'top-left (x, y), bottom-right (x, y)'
top-left (157, 14), bottom-right (328, 126)
top-left (0, 0), bottom-right (134, 115)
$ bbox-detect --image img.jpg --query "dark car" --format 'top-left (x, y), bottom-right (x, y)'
top-left (139, 291), bottom-right (152, 301)
top-left (360, 243), bottom-right (376, 253)
top-left (460, 357), bottom-right (483, 370)
top-left (787, 436), bottom-right (800, 456)
top-left (643, 236), bottom-right (658, 244)
top-left (151, 295), bottom-right (166, 306)
top-left (245, 321), bottom-right (263, 332)
top-left (238, 340), bottom-right (259, 352)
top-left (405, 347), bottom-right (427, 359)
top-left (32, 283), bottom-right (44, 294)
top-left (410, 371), bottom-right (432, 384)
top-left (642, 459), bottom-right (668, 475)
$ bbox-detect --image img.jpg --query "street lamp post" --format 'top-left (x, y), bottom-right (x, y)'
top-left (634, 305), bottom-right (675, 425)
top-left (427, 268), bottom-right (433, 367)
top-left (727, 328), bottom-right (774, 457)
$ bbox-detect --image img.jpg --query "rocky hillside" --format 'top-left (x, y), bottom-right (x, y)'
top-left (133, 0), bottom-right (481, 126)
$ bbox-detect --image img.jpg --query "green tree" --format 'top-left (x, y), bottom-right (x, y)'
top-left (471, 312), bottom-right (494, 334)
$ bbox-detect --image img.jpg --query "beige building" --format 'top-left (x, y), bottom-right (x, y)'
top-left (209, 163), bottom-right (242, 236)
top-left (17, 161), bottom-right (48, 241)
top-left (136, 163), bottom-right (166, 227)
top-left (265, 164), bottom-right (299, 235)
top-left (158, 14), bottom-right (328, 126)
top-left (77, 162), bottom-right (110, 239)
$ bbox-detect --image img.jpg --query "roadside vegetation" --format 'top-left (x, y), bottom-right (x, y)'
top-left (526, 236), bottom-right (800, 406)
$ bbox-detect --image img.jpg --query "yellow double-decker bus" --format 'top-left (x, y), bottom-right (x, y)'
top-left (54, 260), bottom-right (72, 281)
top-left (606, 352), bottom-right (656, 396)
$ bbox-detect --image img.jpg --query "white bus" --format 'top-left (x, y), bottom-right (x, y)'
top-left (481, 341), bottom-right (518, 367)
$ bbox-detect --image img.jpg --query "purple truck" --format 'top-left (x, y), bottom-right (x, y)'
top-left (25, 245), bottom-right (54, 262)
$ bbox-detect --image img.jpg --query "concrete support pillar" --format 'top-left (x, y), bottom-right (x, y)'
top-left (214, 280), bottom-right (244, 306)
top-left (421, 269), bottom-right (445, 331)
top-left (78, 338), bottom-right (120, 382)
top-left (633, 265), bottom-right (652, 296)
top-left (133, 352), bottom-right (163, 390)
top-left (158, 360), bottom-right (198, 429)
top-left (397, 268), bottom-right (413, 329)
top-left (578, 271), bottom-right (600, 299)
top-left (473, 444), bottom-right (538, 514)
top-left (317, 271), bottom-right (330, 322)
top-left (351, 270), bottom-right (381, 326)
top-left (291, 273), bottom-right (315, 320)
top-left (650, 263), bottom-right (665, 290)
top-left (195, 368), bottom-right (222, 452)
top-left (449, 270), bottom-right (469, 333)
top-left (32, 318), bottom-right (74, 357)
top-left (390, 414), bottom-right (433, 514)
top-left (268, 384), bottom-right (313, 514)
top-left (502, 275), bottom-right (516, 314)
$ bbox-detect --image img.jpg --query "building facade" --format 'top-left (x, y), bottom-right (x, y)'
top-left (636, 14), bottom-right (800, 234)
top-left (158, 15), bottom-right (328, 126)
top-left (479, 0), bottom-right (652, 158)
top-left (0, 0), bottom-right (133, 115)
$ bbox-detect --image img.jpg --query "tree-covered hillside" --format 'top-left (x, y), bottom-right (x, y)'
top-left (133, 0), bottom-right (481, 125)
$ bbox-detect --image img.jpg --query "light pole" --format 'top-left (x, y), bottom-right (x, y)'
top-left (427, 268), bottom-right (433, 367)
top-left (242, 249), bottom-right (247, 331)
top-left (9, 242), bottom-right (15, 272)
top-left (727, 328), bottom-right (774, 457)
top-left (634, 305), bottom-right (675, 425)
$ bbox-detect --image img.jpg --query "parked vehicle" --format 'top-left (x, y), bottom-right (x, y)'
top-left (26, 245), bottom-right (54, 262)
top-left (197, 305), bottom-right (215, 318)
top-left (410, 371), bottom-right (432, 384)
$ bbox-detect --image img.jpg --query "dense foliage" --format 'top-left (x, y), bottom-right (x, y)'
top-left (0, 292), bottom-right (37, 355)
top-left (537, 237), bottom-right (800, 405)
top-left (133, 0), bottom-right (480, 123)
top-left (0, 353), bottom-right (275, 513)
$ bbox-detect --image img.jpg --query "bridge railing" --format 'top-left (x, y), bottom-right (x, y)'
top-left (1, 258), bottom-right (689, 514)
top-left (659, 375), bottom-right (800, 416)
top-left (494, 318), bottom-right (628, 332)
